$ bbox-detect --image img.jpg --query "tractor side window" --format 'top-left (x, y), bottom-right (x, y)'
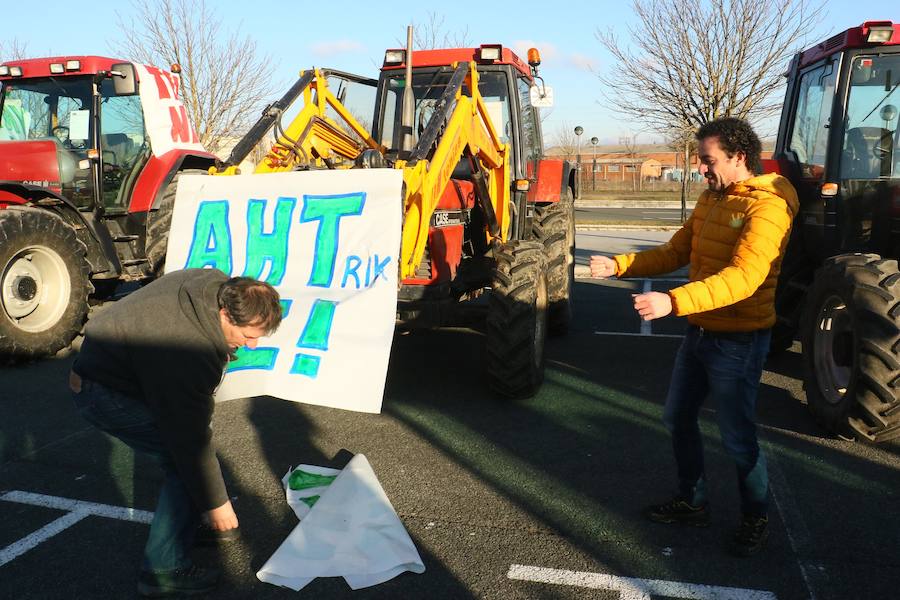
top-left (380, 84), bottom-right (398, 147)
top-left (841, 54), bottom-right (900, 180)
top-left (788, 61), bottom-right (835, 180)
top-left (477, 72), bottom-right (511, 145)
top-left (517, 76), bottom-right (541, 175)
top-left (99, 79), bottom-right (146, 210)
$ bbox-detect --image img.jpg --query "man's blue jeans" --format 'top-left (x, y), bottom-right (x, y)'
top-left (663, 325), bottom-right (771, 518)
top-left (72, 378), bottom-right (200, 573)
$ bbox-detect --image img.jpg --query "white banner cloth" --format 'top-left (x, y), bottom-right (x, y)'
top-left (165, 170), bottom-right (403, 413)
top-left (257, 454), bottom-right (425, 591)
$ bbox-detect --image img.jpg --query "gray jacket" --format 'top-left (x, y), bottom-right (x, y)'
top-left (74, 269), bottom-right (231, 511)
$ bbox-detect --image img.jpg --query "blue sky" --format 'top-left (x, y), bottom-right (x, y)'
top-left (5, 1), bottom-right (898, 145)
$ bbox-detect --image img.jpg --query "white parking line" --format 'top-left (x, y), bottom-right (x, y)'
top-left (593, 331), bottom-right (684, 338)
top-left (507, 564), bottom-right (777, 600)
top-left (0, 490), bottom-right (153, 567)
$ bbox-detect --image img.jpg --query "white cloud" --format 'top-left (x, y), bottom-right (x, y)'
top-left (568, 52), bottom-right (598, 72)
top-left (310, 40), bottom-right (365, 57)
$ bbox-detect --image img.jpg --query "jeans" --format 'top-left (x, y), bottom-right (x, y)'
top-left (662, 325), bottom-right (771, 518)
top-left (72, 378), bottom-right (200, 573)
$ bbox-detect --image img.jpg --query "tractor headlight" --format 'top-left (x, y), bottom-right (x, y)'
top-left (478, 45), bottom-right (502, 62)
top-left (865, 22), bottom-right (894, 43)
top-left (384, 50), bottom-right (405, 66)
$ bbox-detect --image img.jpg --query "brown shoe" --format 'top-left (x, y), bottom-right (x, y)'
top-left (643, 498), bottom-right (710, 526)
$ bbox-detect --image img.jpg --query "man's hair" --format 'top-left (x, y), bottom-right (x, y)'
top-left (695, 117), bottom-right (763, 175)
top-left (217, 277), bottom-right (282, 334)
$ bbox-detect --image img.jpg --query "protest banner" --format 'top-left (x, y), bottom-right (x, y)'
top-left (165, 169), bottom-right (403, 413)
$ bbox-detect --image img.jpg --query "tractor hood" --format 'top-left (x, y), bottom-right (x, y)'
top-left (0, 140), bottom-right (66, 194)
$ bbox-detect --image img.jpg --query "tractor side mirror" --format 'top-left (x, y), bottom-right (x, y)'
top-left (529, 84), bottom-right (554, 108)
top-left (110, 63), bottom-right (137, 96)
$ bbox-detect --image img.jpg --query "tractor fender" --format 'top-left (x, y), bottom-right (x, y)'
top-left (130, 150), bottom-right (216, 214)
top-left (0, 182), bottom-right (119, 277)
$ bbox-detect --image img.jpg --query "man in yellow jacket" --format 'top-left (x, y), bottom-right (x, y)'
top-left (591, 117), bottom-right (799, 556)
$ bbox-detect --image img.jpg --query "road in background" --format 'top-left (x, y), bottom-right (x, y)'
top-left (576, 207), bottom-right (686, 224)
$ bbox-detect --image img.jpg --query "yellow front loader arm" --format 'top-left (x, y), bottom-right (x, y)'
top-left (213, 69), bottom-right (383, 176)
top-left (396, 63), bottom-right (510, 280)
top-left (256, 69), bottom-right (383, 173)
top-left (214, 63), bottom-right (510, 282)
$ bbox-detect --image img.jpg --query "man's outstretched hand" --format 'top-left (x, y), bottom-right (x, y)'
top-left (590, 255), bottom-right (616, 279)
top-left (632, 291), bottom-right (673, 321)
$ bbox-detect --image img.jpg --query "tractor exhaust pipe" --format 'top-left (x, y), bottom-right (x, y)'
top-left (400, 25), bottom-right (415, 154)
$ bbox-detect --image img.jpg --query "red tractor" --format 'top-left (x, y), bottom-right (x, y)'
top-left (0, 57), bottom-right (217, 359)
top-left (216, 43), bottom-right (578, 397)
top-left (768, 21), bottom-right (900, 442)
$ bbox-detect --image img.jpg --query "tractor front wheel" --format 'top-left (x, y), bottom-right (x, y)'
top-left (532, 190), bottom-right (575, 336)
top-left (802, 254), bottom-right (900, 443)
top-left (486, 240), bottom-right (549, 399)
top-left (145, 169), bottom-right (209, 276)
top-left (0, 208), bottom-right (91, 361)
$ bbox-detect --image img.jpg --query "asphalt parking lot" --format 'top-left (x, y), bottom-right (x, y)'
top-left (2, 230), bottom-right (899, 599)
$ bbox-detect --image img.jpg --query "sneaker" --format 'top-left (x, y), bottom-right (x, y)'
top-left (137, 564), bottom-right (221, 597)
top-left (193, 523), bottom-right (240, 547)
top-left (729, 515), bottom-right (768, 557)
top-left (643, 498), bottom-right (710, 526)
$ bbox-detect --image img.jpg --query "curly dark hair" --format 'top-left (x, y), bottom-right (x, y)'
top-left (217, 277), bottom-right (282, 334)
top-left (695, 117), bottom-right (762, 175)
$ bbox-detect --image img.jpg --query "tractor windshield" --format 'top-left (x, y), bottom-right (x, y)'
top-left (378, 69), bottom-right (511, 151)
top-left (840, 53), bottom-right (900, 180)
top-left (0, 76), bottom-right (96, 207)
top-left (0, 77), bottom-right (93, 147)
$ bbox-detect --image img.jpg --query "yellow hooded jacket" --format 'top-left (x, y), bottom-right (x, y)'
top-left (613, 173), bottom-right (799, 332)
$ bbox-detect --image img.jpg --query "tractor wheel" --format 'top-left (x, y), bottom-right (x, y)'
top-left (801, 254), bottom-right (900, 443)
top-left (0, 207), bottom-right (91, 361)
top-left (145, 169), bottom-right (209, 276)
top-left (532, 189), bottom-right (575, 336)
top-left (770, 253), bottom-right (813, 355)
top-left (486, 240), bottom-right (549, 399)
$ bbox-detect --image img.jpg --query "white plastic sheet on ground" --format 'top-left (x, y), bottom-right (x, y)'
top-left (257, 454), bottom-right (425, 591)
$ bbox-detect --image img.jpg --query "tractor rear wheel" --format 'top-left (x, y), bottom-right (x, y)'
top-left (0, 207), bottom-right (90, 361)
top-left (145, 169), bottom-right (209, 276)
top-left (486, 240), bottom-right (549, 399)
top-left (801, 254), bottom-right (900, 443)
top-left (533, 190), bottom-right (575, 336)
top-left (770, 254), bottom-right (813, 355)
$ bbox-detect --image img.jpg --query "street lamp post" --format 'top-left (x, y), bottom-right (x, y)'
top-left (574, 126), bottom-right (583, 194)
top-left (590, 136), bottom-right (599, 191)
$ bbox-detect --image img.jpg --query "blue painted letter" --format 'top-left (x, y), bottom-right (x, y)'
top-left (300, 193), bottom-right (366, 287)
top-left (184, 200), bottom-right (232, 273)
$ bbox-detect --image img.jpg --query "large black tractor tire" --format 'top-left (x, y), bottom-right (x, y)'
top-left (0, 207), bottom-right (91, 361)
top-left (145, 169), bottom-right (209, 276)
top-left (486, 240), bottom-right (549, 399)
top-left (532, 189), bottom-right (575, 336)
top-left (801, 254), bottom-right (900, 443)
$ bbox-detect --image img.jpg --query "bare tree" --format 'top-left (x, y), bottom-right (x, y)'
top-left (0, 39), bottom-right (28, 61)
top-left (596, 0), bottom-right (825, 135)
top-left (398, 12), bottom-right (471, 50)
top-left (619, 134), bottom-right (639, 157)
top-left (112, 0), bottom-right (280, 154)
top-left (549, 122), bottom-right (581, 156)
